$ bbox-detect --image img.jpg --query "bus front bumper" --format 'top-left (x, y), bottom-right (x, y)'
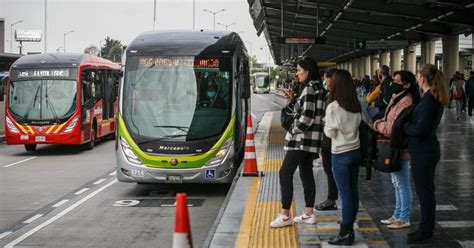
top-left (115, 147), bottom-right (238, 184)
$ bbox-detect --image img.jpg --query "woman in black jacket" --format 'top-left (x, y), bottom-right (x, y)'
top-left (403, 64), bottom-right (448, 244)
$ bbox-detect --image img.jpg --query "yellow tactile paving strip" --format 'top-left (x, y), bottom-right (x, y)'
top-left (235, 114), bottom-right (299, 248)
top-left (262, 159), bottom-right (283, 172)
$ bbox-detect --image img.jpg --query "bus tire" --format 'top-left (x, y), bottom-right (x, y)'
top-left (24, 144), bottom-right (37, 152)
top-left (84, 124), bottom-right (97, 150)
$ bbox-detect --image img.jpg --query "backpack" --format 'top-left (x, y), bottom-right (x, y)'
top-left (281, 100), bottom-right (297, 131)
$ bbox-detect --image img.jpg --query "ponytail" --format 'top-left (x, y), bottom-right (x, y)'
top-left (419, 64), bottom-right (448, 106)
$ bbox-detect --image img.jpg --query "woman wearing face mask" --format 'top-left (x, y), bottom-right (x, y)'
top-left (403, 64), bottom-right (447, 244)
top-left (270, 57), bottom-right (325, 228)
top-left (315, 68), bottom-right (339, 211)
top-left (373, 71), bottom-right (420, 229)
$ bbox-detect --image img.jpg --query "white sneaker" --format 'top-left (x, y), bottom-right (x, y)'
top-left (293, 212), bottom-right (317, 224)
top-left (270, 214), bottom-right (292, 228)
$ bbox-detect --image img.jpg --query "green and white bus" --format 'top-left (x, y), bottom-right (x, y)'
top-left (116, 30), bottom-right (251, 184)
top-left (251, 72), bottom-right (270, 94)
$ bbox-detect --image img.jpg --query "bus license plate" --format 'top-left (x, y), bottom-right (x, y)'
top-left (166, 175), bottom-right (183, 184)
top-left (35, 136), bottom-right (46, 142)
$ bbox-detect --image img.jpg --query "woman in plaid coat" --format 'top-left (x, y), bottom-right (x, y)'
top-left (270, 57), bottom-right (325, 228)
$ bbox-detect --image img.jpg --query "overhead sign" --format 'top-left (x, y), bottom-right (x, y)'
top-left (15, 30), bottom-right (42, 42)
top-left (355, 40), bottom-right (408, 50)
top-left (11, 68), bottom-right (78, 81)
top-left (317, 62), bottom-right (337, 67)
top-left (278, 37), bottom-right (326, 45)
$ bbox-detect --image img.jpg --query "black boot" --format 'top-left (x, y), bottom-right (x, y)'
top-left (407, 230), bottom-right (433, 244)
top-left (328, 224), bottom-right (354, 246)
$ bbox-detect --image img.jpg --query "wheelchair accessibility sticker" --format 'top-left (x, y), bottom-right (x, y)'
top-left (205, 169), bottom-right (216, 179)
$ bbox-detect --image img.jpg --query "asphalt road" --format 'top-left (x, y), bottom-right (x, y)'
top-left (0, 90), bottom-right (284, 248)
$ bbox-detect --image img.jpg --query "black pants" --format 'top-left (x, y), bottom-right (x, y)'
top-left (468, 97), bottom-right (474, 117)
top-left (280, 150), bottom-right (316, 210)
top-left (411, 153), bottom-right (439, 233)
top-left (321, 148), bottom-right (338, 201)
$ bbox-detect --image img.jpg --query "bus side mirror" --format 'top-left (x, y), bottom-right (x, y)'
top-left (242, 73), bottom-right (251, 99)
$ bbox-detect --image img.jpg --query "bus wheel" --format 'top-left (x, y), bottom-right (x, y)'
top-left (24, 144), bottom-right (37, 152)
top-left (84, 125), bottom-right (96, 150)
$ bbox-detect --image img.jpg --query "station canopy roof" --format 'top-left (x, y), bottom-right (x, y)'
top-left (248, 0), bottom-right (474, 65)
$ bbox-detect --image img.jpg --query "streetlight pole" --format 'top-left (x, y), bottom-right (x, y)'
top-left (63, 30), bottom-right (74, 53)
top-left (44, 0), bottom-right (47, 53)
top-left (217, 22), bottom-right (235, 31)
top-left (203, 9), bottom-right (225, 30)
top-left (153, 0), bottom-right (157, 30)
top-left (10, 20), bottom-right (23, 53)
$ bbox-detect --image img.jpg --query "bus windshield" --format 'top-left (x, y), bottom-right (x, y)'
top-left (8, 79), bottom-right (77, 123)
top-left (256, 76), bottom-right (268, 87)
top-left (123, 56), bottom-right (231, 142)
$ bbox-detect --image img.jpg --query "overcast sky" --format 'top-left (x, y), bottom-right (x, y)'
top-left (1, 0), bottom-right (274, 64)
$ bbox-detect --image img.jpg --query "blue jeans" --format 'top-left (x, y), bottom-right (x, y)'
top-left (391, 160), bottom-right (413, 222)
top-left (332, 149), bottom-right (361, 227)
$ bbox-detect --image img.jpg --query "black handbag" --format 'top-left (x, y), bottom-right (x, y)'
top-left (372, 137), bottom-right (402, 173)
top-left (280, 101), bottom-right (296, 131)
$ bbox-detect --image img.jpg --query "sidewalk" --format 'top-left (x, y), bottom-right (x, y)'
top-left (206, 107), bottom-right (474, 248)
top-left (207, 111), bottom-right (387, 247)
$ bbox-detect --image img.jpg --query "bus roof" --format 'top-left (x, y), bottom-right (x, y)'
top-left (126, 30), bottom-right (248, 57)
top-left (11, 53), bottom-right (120, 70)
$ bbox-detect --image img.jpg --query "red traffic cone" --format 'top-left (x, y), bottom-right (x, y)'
top-left (242, 115), bottom-right (263, 177)
top-left (173, 193), bottom-right (193, 248)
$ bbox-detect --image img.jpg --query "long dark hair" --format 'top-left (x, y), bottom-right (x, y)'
top-left (329, 69), bottom-right (362, 113)
top-left (393, 70), bottom-right (420, 103)
top-left (295, 57), bottom-right (321, 97)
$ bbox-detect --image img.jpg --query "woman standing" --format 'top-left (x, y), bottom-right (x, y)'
top-left (404, 64), bottom-right (447, 244)
top-left (324, 69), bottom-right (362, 245)
top-left (373, 71), bottom-right (420, 229)
top-left (270, 57), bottom-right (325, 228)
top-left (315, 68), bottom-right (338, 211)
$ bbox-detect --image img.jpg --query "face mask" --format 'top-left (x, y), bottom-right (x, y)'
top-left (391, 83), bottom-right (404, 94)
top-left (322, 80), bottom-right (327, 90)
top-left (207, 91), bottom-right (216, 98)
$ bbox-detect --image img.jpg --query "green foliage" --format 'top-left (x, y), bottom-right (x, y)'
top-left (100, 37), bottom-right (123, 62)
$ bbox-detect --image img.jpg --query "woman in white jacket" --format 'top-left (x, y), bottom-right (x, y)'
top-left (324, 69), bottom-right (362, 246)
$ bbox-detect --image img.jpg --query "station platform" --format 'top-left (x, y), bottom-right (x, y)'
top-left (205, 108), bottom-right (474, 248)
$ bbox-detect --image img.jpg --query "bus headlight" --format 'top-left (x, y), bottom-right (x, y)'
top-left (6, 117), bottom-right (20, 134)
top-left (207, 139), bottom-right (233, 166)
top-left (63, 116), bottom-right (79, 133)
top-left (120, 137), bottom-right (143, 165)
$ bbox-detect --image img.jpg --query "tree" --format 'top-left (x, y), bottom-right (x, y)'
top-left (108, 43), bottom-right (123, 62)
top-left (100, 37), bottom-right (123, 61)
top-left (84, 45), bottom-right (99, 56)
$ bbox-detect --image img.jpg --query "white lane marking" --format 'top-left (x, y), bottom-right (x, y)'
top-left (93, 178), bottom-right (107, 185)
top-left (3, 157), bottom-right (37, 168)
top-left (109, 171), bottom-right (117, 176)
top-left (22, 214), bottom-right (44, 224)
top-left (459, 241), bottom-right (474, 248)
top-left (0, 231), bottom-right (12, 240)
top-left (271, 101), bottom-right (283, 107)
top-left (438, 221), bottom-right (474, 228)
top-left (436, 205), bottom-right (458, 211)
top-left (74, 188), bottom-right (90, 195)
top-left (5, 179), bottom-right (117, 248)
top-left (251, 112), bottom-right (257, 119)
top-left (52, 199), bottom-right (69, 208)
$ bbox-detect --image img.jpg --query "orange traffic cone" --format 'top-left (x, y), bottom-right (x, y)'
top-left (173, 193), bottom-right (193, 248)
top-left (242, 114), bottom-right (263, 177)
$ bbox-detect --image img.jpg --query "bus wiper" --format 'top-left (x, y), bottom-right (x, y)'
top-left (22, 84), bottom-right (42, 124)
top-left (45, 81), bottom-right (60, 124)
top-left (153, 125), bottom-right (189, 132)
top-left (131, 63), bottom-right (155, 88)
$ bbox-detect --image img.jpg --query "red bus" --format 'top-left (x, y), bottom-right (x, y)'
top-left (5, 53), bottom-right (121, 151)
